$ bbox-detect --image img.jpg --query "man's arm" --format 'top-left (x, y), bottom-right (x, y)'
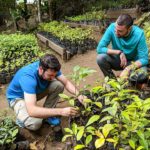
top-left (120, 32), bottom-right (148, 79)
top-left (56, 74), bottom-right (86, 103)
top-left (24, 92), bottom-right (78, 118)
top-left (97, 24), bottom-right (113, 54)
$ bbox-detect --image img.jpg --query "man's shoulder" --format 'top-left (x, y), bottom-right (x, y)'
top-left (22, 61), bottom-right (39, 73)
top-left (108, 22), bottom-right (115, 29)
top-left (133, 25), bottom-right (144, 35)
top-left (14, 61), bottom-right (39, 80)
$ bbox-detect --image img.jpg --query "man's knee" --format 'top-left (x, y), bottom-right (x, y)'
top-left (96, 54), bottom-right (108, 66)
top-left (24, 117), bottom-right (43, 131)
top-left (48, 80), bottom-right (64, 93)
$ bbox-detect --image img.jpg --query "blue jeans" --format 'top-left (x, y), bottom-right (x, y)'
top-left (97, 54), bottom-right (148, 84)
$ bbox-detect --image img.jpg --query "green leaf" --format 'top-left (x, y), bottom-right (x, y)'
top-left (102, 104), bottom-right (117, 116)
top-left (77, 127), bottom-right (84, 141)
top-left (69, 99), bottom-right (75, 106)
top-left (12, 128), bottom-right (18, 137)
top-left (62, 134), bottom-right (73, 142)
top-left (100, 116), bottom-right (113, 123)
top-left (95, 138), bottom-right (105, 149)
top-left (59, 94), bottom-right (69, 100)
top-left (72, 123), bottom-right (78, 135)
top-left (94, 102), bottom-right (102, 108)
top-left (136, 146), bottom-right (144, 150)
top-left (137, 130), bottom-right (144, 140)
top-left (108, 80), bottom-right (120, 89)
top-left (64, 128), bottom-right (73, 134)
top-left (92, 86), bottom-right (104, 93)
top-left (73, 65), bottom-right (80, 72)
top-left (129, 139), bottom-right (135, 149)
top-left (86, 115), bottom-right (100, 127)
top-left (137, 130), bottom-right (148, 150)
top-left (121, 111), bottom-right (130, 120)
top-left (74, 144), bottom-right (85, 150)
top-left (86, 126), bottom-right (95, 134)
top-left (102, 124), bottom-right (114, 138)
top-left (139, 139), bottom-right (148, 150)
top-left (106, 138), bottom-right (116, 143)
top-left (6, 139), bottom-right (12, 144)
top-left (84, 99), bottom-right (92, 103)
top-left (86, 126), bottom-right (95, 132)
top-left (85, 135), bottom-right (92, 146)
top-left (103, 92), bottom-right (116, 97)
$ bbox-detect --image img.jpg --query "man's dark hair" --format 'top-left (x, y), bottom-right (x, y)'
top-left (117, 14), bottom-right (133, 28)
top-left (39, 54), bottom-right (61, 72)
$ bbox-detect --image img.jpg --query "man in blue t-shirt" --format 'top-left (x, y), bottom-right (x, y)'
top-left (96, 14), bottom-right (149, 85)
top-left (6, 54), bottom-right (86, 130)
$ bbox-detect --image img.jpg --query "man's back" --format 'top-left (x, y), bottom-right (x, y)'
top-left (6, 61), bottom-right (49, 101)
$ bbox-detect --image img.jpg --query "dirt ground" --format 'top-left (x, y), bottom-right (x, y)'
top-left (0, 48), bottom-right (106, 150)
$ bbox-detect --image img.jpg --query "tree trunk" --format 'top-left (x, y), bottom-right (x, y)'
top-left (37, 0), bottom-right (42, 22)
top-left (48, 0), bottom-right (53, 20)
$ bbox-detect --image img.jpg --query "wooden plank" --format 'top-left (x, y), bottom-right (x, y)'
top-left (64, 22), bottom-right (101, 32)
top-left (48, 40), bottom-right (65, 55)
top-left (37, 33), bottom-right (68, 61)
top-left (37, 33), bottom-right (48, 43)
top-left (106, 8), bottom-right (138, 19)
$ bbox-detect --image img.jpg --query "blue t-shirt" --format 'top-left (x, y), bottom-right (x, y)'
top-left (97, 23), bottom-right (149, 66)
top-left (6, 61), bottom-right (62, 101)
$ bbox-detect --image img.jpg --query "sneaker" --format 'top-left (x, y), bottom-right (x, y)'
top-left (53, 126), bottom-right (64, 142)
top-left (46, 117), bottom-right (61, 126)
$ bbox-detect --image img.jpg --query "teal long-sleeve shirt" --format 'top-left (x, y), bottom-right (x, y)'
top-left (96, 23), bottom-right (149, 66)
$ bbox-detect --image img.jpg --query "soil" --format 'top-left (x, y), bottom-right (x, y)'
top-left (0, 47), bottom-right (106, 150)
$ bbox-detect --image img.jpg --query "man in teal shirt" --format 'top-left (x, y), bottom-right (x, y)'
top-left (96, 14), bottom-right (149, 84)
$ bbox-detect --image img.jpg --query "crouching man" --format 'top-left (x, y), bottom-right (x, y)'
top-left (6, 54), bottom-right (85, 130)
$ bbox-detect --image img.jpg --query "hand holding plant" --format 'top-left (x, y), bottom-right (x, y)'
top-left (77, 94), bottom-right (88, 105)
top-left (61, 107), bottom-right (79, 117)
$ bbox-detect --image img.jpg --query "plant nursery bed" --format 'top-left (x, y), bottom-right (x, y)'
top-left (37, 32), bottom-right (69, 61)
top-left (37, 31), bottom-right (97, 61)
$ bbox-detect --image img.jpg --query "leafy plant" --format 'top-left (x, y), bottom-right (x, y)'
top-left (59, 65), bottom-right (96, 107)
top-left (38, 21), bottom-right (95, 45)
top-left (0, 118), bottom-right (18, 146)
top-left (62, 74), bottom-right (150, 150)
top-left (0, 33), bottom-right (44, 84)
top-left (65, 10), bottom-right (106, 22)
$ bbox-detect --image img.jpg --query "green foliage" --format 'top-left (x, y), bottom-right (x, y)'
top-left (0, 118), bottom-right (18, 146)
top-left (70, 65), bottom-right (96, 86)
top-left (0, 33), bottom-right (44, 81)
top-left (38, 21), bottom-right (94, 44)
top-left (62, 76), bottom-right (150, 149)
top-left (143, 21), bottom-right (150, 47)
top-left (65, 10), bottom-right (106, 22)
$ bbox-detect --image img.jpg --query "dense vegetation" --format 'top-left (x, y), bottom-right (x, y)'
top-left (61, 67), bottom-right (150, 150)
top-left (0, 33), bottom-right (43, 84)
top-left (38, 21), bottom-right (97, 55)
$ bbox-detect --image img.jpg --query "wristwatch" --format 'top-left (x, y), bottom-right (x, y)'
top-left (119, 51), bottom-right (123, 55)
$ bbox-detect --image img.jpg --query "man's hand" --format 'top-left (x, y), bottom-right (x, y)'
top-left (119, 67), bottom-right (130, 80)
top-left (61, 107), bottom-right (78, 117)
top-left (120, 52), bottom-right (127, 68)
top-left (77, 95), bottom-right (87, 104)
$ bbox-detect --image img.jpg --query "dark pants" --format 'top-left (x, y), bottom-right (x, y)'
top-left (97, 54), bottom-right (148, 84)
